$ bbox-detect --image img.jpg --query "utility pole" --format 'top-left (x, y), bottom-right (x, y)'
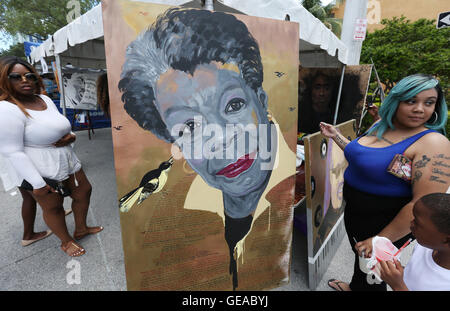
top-left (340, 0), bottom-right (368, 65)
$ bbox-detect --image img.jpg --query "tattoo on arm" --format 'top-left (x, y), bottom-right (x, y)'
top-left (432, 168), bottom-right (450, 177)
top-left (432, 160), bottom-right (450, 168)
top-left (429, 153), bottom-right (450, 185)
top-left (412, 170), bottom-right (422, 185)
top-left (334, 134), bottom-right (348, 149)
top-left (414, 155), bottom-right (431, 168)
top-left (429, 175), bottom-right (447, 184)
top-left (433, 154), bottom-right (450, 160)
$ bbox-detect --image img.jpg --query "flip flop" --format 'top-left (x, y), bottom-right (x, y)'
top-left (327, 279), bottom-right (350, 291)
top-left (21, 230), bottom-right (53, 247)
top-left (73, 226), bottom-right (104, 240)
top-left (61, 241), bottom-right (85, 257)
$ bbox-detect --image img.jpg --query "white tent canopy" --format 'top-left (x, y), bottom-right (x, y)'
top-left (30, 0), bottom-right (349, 68)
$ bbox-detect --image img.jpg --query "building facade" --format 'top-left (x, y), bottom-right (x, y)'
top-left (332, 0), bottom-right (448, 32)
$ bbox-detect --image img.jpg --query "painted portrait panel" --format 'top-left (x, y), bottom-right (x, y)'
top-left (63, 69), bottom-right (102, 110)
top-left (102, 0), bottom-right (299, 290)
top-left (297, 65), bottom-right (372, 134)
top-left (304, 119), bottom-right (357, 257)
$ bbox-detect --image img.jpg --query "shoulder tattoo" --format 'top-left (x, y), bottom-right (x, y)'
top-left (414, 155), bottom-right (431, 168)
top-left (412, 170), bottom-right (422, 185)
top-left (429, 153), bottom-right (450, 185)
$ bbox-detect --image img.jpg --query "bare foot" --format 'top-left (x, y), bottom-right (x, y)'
top-left (23, 231), bottom-right (48, 241)
top-left (61, 241), bottom-right (85, 257)
top-left (73, 226), bottom-right (104, 240)
top-left (21, 230), bottom-right (53, 247)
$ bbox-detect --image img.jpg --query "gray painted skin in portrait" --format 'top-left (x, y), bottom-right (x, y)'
top-left (118, 7), bottom-right (277, 290)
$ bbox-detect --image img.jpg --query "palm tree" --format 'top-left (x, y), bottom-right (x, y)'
top-left (301, 0), bottom-right (344, 37)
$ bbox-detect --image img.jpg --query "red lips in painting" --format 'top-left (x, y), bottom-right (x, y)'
top-left (216, 151), bottom-right (257, 178)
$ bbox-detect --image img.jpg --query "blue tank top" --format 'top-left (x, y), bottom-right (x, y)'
top-left (344, 129), bottom-right (435, 197)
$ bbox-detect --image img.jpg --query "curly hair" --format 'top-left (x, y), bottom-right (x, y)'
top-left (418, 193), bottom-right (450, 235)
top-left (118, 7), bottom-right (263, 143)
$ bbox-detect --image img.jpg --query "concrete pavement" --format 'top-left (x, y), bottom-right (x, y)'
top-left (0, 127), bottom-right (356, 291)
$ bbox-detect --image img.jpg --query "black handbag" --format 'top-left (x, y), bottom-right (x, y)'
top-left (20, 178), bottom-right (71, 197)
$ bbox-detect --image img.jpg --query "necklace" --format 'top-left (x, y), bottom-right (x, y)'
top-left (367, 131), bottom-right (420, 145)
top-left (367, 133), bottom-right (395, 145)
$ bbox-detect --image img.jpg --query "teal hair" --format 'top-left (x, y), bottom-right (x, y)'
top-left (367, 74), bottom-right (447, 138)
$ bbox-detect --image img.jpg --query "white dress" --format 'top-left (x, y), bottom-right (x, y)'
top-left (0, 94), bottom-right (81, 190)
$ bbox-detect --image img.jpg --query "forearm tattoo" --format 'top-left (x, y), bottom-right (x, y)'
top-left (334, 134), bottom-right (348, 149)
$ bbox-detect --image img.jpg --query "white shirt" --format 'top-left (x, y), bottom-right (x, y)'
top-left (404, 244), bottom-right (450, 291)
top-left (0, 95), bottom-right (81, 189)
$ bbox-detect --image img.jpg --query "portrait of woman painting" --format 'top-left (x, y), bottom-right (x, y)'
top-left (102, 0), bottom-right (299, 290)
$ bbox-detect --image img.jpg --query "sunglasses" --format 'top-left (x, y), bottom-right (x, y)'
top-left (8, 72), bottom-right (39, 83)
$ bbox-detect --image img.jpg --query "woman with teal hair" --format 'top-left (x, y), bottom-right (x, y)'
top-left (319, 74), bottom-right (450, 291)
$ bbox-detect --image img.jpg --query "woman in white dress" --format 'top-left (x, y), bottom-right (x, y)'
top-left (0, 56), bottom-right (102, 257)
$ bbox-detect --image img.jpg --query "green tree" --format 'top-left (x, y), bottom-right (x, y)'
top-left (0, 0), bottom-right (100, 42)
top-left (360, 16), bottom-right (450, 137)
top-left (361, 16), bottom-right (450, 99)
top-left (301, 0), bottom-right (343, 37)
top-left (0, 42), bottom-right (26, 59)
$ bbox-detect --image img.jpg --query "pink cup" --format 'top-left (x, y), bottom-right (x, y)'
top-left (373, 236), bottom-right (398, 262)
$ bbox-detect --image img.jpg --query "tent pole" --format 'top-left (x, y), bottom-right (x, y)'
top-left (55, 54), bottom-right (67, 117)
top-left (333, 65), bottom-right (346, 125)
top-left (204, 0), bottom-right (214, 10)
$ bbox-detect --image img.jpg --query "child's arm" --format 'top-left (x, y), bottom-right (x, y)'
top-left (379, 259), bottom-right (409, 291)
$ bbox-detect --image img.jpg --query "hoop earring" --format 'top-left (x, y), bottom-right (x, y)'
top-left (183, 161), bottom-right (195, 175)
top-left (267, 109), bottom-right (273, 122)
top-left (428, 111), bottom-right (438, 124)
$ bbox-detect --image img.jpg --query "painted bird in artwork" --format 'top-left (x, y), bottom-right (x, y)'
top-left (119, 157), bottom-right (174, 212)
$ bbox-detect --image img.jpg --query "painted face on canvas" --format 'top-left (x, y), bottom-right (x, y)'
top-left (329, 141), bottom-right (346, 209)
top-left (64, 73), bottom-right (85, 104)
top-left (311, 75), bottom-right (332, 111)
top-left (154, 62), bottom-right (274, 197)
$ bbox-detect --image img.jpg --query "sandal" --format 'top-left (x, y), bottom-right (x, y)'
top-left (21, 230), bottom-right (53, 247)
top-left (73, 226), bottom-right (104, 240)
top-left (327, 279), bottom-right (351, 291)
top-left (61, 241), bottom-right (85, 257)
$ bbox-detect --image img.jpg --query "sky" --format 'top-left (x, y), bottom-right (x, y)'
top-left (0, 31), bottom-right (13, 52)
